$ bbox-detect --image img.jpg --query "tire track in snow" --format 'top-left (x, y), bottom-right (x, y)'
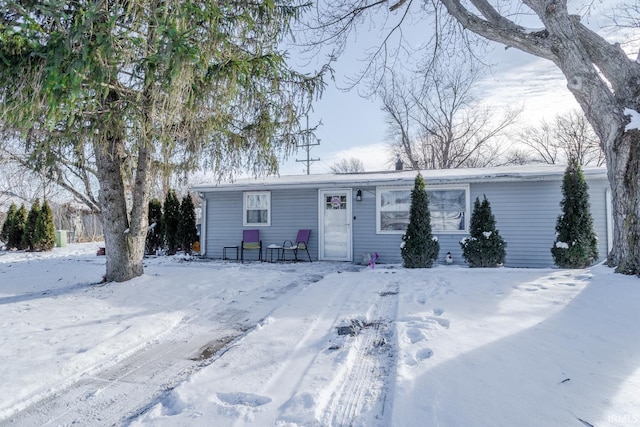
top-left (2, 269), bottom-right (330, 427)
top-left (320, 281), bottom-right (399, 427)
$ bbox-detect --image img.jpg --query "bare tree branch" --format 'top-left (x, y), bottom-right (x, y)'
top-left (382, 60), bottom-right (520, 169)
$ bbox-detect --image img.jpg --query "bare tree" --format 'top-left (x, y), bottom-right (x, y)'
top-left (439, 0), bottom-right (640, 275)
top-left (0, 144), bottom-right (66, 206)
top-left (382, 62), bottom-right (520, 169)
top-left (306, 0), bottom-right (640, 275)
top-left (381, 74), bottom-right (420, 169)
top-left (330, 157), bottom-right (366, 173)
top-left (515, 119), bottom-right (561, 165)
top-left (514, 110), bottom-right (605, 166)
top-left (612, 0), bottom-right (640, 30)
top-left (555, 110), bottom-right (605, 166)
top-left (498, 147), bottom-right (536, 166)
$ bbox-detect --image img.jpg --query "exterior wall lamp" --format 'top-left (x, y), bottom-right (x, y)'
top-left (356, 189), bottom-right (362, 201)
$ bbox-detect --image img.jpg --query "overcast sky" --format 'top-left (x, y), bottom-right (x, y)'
top-left (276, 1), bottom-right (638, 176)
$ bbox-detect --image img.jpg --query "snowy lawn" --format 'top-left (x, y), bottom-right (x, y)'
top-left (1, 243), bottom-right (639, 426)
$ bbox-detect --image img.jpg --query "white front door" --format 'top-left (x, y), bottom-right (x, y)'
top-left (318, 189), bottom-right (352, 261)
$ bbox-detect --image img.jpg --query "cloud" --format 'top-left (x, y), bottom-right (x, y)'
top-left (278, 142), bottom-right (392, 175)
top-left (476, 57), bottom-right (580, 125)
top-left (322, 143), bottom-right (392, 172)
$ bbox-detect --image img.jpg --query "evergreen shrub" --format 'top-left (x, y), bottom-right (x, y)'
top-left (178, 194), bottom-right (198, 254)
top-left (34, 201), bottom-right (56, 251)
top-left (163, 190), bottom-right (181, 255)
top-left (401, 173), bottom-right (440, 268)
top-left (551, 160), bottom-right (599, 268)
top-left (146, 198), bottom-right (164, 254)
top-left (460, 195), bottom-right (507, 267)
top-left (23, 199), bottom-right (41, 251)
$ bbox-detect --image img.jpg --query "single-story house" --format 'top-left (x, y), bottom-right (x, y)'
top-left (193, 164), bottom-right (612, 268)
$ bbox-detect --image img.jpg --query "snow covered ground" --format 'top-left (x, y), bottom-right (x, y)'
top-left (1, 243), bottom-right (639, 426)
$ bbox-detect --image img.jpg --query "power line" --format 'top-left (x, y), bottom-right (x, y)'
top-left (296, 116), bottom-right (320, 175)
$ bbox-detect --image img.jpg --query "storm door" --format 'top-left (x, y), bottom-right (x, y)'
top-left (318, 189), bottom-right (352, 261)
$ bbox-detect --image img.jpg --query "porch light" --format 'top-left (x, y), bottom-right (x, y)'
top-left (356, 189), bottom-right (362, 201)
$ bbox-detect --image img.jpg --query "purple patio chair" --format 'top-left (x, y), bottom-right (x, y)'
top-left (241, 229), bottom-right (262, 263)
top-left (281, 229), bottom-right (312, 262)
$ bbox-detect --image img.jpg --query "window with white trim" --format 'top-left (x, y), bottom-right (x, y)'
top-left (377, 187), bottom-right (412, 233)
top-left (376, 185), bottom-right (469, 233)
top-left (427, 187), bottom-right (468, 232)
top-left (243, 191), bottom-right (271, 226)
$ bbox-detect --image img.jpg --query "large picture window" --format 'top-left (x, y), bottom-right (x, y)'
top-left (243, 191), bottom-right (271, 226)
top-left (376, 185), bottom-right (469, 234)
top-left (377, 187), bottom-right (412, 233)
top-left (428, 187), bottom-right (467, 232)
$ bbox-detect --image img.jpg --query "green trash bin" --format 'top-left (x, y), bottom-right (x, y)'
top-left (55, 230), bottom-right (68, 247)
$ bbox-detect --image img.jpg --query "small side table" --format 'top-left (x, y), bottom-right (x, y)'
top-left (266, 244), bottom-right (283, 263)
top-left (223, 246), bottom-right (239, 261)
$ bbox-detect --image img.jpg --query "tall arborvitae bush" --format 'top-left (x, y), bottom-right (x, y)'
top-left (1, 203), bottom-right (26, 249)
top-left (23, 199), bottom-right (41, 251)
top-left (146, 198), bottom-right (164, 254)
top-left (178, 194), bottom-right (198, 254)
top-left (551, 160), bottom-right (599, 268)
top-left (0, 204), bottom-right (14, 246)
top-left (34, 201), bottom-right (56, 251)
top-left (460, 195), bottom-right (507, 267)
top-left (14, 204), bottom-right (28, 249)
top-left (401, 173), bottom-right (440, 268)
top-left (163, 189), bottom-right (181, 255)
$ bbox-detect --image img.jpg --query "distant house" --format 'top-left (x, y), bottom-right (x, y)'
top-left (193, 165), bottom-right (612, 268)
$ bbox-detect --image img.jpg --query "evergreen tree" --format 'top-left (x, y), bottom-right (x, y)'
top-left (460, 195), bottom-right (507, 267)
top-left (0, 203), bottom-right (10, 243)
top-left (14, 204), bottom-right (28, 250)
top-left (1, 203), bottom-right (17, 249)
top-left (23, 199), bottom-right (41, 251)
top-left (0, 0), bottom-right (321, 282)
top-left (401, 173), bottom-right (440, 268)
top-left (163, 190), bottom-right (181, 255)
top-left (34, 201), bottom-right (56, 251)
top-left (146, 198), bottom-right (164, 255)
top-left (178, 194), bottom-right (198, 254)
top-left (551, 160), bottom-right (599, 268)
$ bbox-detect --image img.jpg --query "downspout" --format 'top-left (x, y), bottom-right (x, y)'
top-left (198, 192), bottom-right (207, 256)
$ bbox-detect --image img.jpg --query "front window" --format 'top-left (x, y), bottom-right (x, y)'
top-left (376, 185), bottom-right (469, 234)
top-left (428, 188), bottom-right (467, 232)
top-left (243, 191), bottom-right (270, 226)
top-left (377, 188), bottom-right (412, 233)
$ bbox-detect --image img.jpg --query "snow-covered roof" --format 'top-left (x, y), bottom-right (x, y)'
top-left (192, 164), bottom-right (608, 193)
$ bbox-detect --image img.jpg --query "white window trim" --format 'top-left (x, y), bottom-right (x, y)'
top-left (426, 184), bottom-right (470, 234)
top-left (375, 184), bottom-right (470, 234)
top-left (243, 191), bottom-right (271, 227)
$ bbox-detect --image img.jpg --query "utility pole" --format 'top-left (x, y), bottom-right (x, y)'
top-left (296, 116), bottom-right (319, 175)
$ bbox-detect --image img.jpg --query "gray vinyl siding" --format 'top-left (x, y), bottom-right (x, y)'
top-left (351, 177), bottom-right (610, 268)
top-left (465, 177), bottom-right (609, 268)
top-left (352, 186), bottom-right (397, 264)
top-left (469, 181), bottom-right (560, 267)
top-left (583, 178), bottom-right (610, 261)
top-left (204, 189), bottom-right (318, 260)
top-left (199, 168), bottom-right (610, 268)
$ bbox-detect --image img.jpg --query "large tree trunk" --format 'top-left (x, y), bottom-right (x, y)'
top-left (94, 137), bottom-right (152, 282)
top-left (439, 0), bottom-right (640, 275)
top-left (93, 90), bottom-right (152, 282)
top-left (94, 136), bottom-right (143, 282)
top-left (538, 7), bottom-right (640, 275)
top-left (606, 130), bottom-right (640, 274)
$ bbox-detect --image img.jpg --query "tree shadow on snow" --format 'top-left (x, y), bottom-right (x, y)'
top-left (393, 266), bottom-right (640, 427)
